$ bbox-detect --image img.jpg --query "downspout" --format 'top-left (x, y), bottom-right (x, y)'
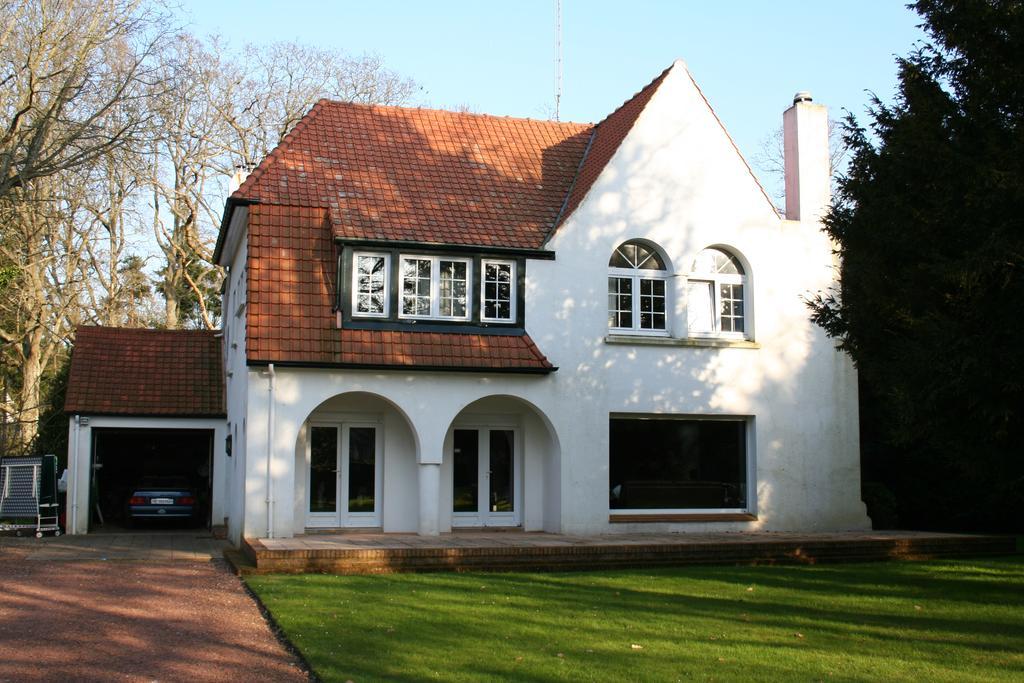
top-left (266, 364), bottom-right (275, 539)
top-left (71, 415), bottom-right (80, 534)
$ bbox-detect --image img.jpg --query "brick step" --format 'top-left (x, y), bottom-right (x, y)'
top-left (236, 535), bottom-right (1016, 575)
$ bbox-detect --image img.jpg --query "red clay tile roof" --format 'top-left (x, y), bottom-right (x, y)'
top-left (245, 204), bottom-right (552, 371)
top-left (232, 102), bottom-right (592, 249)
top-left (64, 327), bottom-right (225, 416)
top-left (554, 65), bottom-right (671, 232)
top-left (331, 329), bottom-right (552, 371)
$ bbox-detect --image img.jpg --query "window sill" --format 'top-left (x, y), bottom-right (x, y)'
top-left (605, 335), bottom-right (760, 349)
top-left (609, 513), bottom-right (758, 523)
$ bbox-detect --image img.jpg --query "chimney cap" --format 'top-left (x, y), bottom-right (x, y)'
top-left (793, 91), bottom-right (813, 104)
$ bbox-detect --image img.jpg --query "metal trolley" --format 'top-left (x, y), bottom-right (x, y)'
top-left (0, 455), bottom-right (61, 538)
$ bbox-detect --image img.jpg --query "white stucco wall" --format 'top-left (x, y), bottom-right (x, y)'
top-left (222, 222), bottom-right (250, 544)
top-left (530, 61), bottom-right (868, 533)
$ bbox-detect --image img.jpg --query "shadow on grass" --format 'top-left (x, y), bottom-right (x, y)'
top-left (247, 557), bottom-right (1024, 682)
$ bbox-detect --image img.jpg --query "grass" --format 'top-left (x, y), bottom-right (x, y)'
top-left (246, 557), bottom-right (1024, 682)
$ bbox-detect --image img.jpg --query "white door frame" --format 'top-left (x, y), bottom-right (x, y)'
top-left (450, 420), bottom-right (522, 528)
top-left (305, 419), bottom-right (383, 528)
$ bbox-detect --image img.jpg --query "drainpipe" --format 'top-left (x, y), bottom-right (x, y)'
top-left (265, 364), bottom-right (275, 539)
top-left (71, 415), bottom-right (80, 534)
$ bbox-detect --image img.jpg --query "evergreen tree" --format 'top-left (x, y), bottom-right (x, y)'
top-left (810, 0), bottom-right (1023, 531)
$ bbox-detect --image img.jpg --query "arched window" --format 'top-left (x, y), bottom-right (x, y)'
top-left (687, 248), bottom-right (748, 338)
top-left (608, 240), bottom-right (669, 334)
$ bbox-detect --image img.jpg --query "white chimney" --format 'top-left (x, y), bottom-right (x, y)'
top-left (783, 91), bottom-right (830, 222)
top-left (228, 162), bottom-right (254, 195)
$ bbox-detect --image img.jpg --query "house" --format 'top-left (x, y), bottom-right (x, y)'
top-left (64, 61), bottom-right (870, 542)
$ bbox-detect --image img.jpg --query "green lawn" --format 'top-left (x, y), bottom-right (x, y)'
top-left (246, 557), bottom-right (1024, 682)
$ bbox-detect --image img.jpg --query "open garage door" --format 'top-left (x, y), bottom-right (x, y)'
top-left (90, 428), bottom-right (213, 531)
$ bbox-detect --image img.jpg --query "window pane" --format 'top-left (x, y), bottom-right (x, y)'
top-left (453, 430), bottom-right (478, 513)
top-left (693, 248), bottom-right (743, 276)
top-left (309, 427), bottom-right (337, 513)
top-left (401, 258), bottom-right (431, 316)
top-left (720, 283), bottom-right (744, 333)
top-left (348, 427), bottom-right (375, 513)
top-left (609, 418), bottom-right (746, 510)
top-left (611, 242), bottom-right (666, 270)
top-left (687, 281), bottom-right (715, 334)
top-left (639, 278), bottom-right (666, 330)
top-left (489, 430), bottom-right (514, 512)
top-left (483, 262), bottom-right (514, 321)
top-left (609, 277), bottom-right (633, 329)
top-left (354, 255), bottom-right (386, 314)
top-left (439, 260), bottom-right (468, 318)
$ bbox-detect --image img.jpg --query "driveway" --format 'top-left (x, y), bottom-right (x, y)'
top-left (0, 533), bottom-right (308, 682)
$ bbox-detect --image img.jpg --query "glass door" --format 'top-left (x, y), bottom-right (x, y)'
top-left (452, 427), bottom-right (519, 527)
top-left (307, 423), bottom-right (381, 528)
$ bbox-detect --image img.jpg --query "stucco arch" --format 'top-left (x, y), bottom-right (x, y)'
top-left (439, 393), bottom-right (562, 533)
top-left (291, 389), bottom-right (422, 533)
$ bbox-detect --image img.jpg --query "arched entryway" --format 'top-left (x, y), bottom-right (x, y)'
top-left (440, 395), bottom-right (561, 532)
top-left (293, 391), bottom-right (419, 533)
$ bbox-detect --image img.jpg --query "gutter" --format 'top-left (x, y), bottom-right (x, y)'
top-left (213, 196), bottom-right (260, 264)
top-left (71, 415), bottom-right (80, 534)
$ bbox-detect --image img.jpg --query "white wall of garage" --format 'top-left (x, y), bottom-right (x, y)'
top-left (65, 416), bottom-right (228, 535)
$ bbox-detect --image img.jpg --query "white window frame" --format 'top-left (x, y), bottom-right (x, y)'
top-left (305, 417), bottom-right (384, 529)
top-left (398, 254), bottom-right (473, 321)
top-left (608, 267), bottom-right (671, 337)
top-left (351, 251), bottom-right (390, 318)
top-left (480, 259), bottom-right (517, 323)
top-left (687, 251), bottom-right (749, 340)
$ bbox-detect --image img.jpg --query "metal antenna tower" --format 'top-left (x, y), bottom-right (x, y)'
top-left (554, 0), bottom-right (562, 121)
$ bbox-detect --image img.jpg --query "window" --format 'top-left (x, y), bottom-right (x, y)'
top-left (608, 241), bottom-right (669, 334)
top-left (609, 417), bottom-right (748, 511)
top-left (481, 260), bottom-right (516, 322)
top-left (399, 255), bottom-right (471, 320)
top-left (352, 252), bottom-right (389, 317)
top-left (687, 248), bottom-right (747, 338)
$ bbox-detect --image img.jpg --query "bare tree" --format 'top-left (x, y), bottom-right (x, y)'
top-left (0, 0), bottom-right (170, 201)
top-left (0, 175), bottom-right (91, 448)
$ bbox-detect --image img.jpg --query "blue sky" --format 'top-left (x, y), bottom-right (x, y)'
top-left (181, 1), bottom-right (926, 183)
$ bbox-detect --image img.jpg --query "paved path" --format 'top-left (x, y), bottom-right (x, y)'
top-left (0, 533), bottom-right (308, 682)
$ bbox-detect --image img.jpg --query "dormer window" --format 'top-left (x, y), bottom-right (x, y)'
top-left (608, 240), bottom-right (670, 335)
top-left (399, 255), bottom-right (472, 320)
top-left (352, 252), bottom-right (389, 317)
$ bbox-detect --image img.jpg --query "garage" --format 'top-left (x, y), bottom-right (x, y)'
top-left (90, 428), bottom-right (214, 530)
top-left (63, 327), bottom-right (227, 535)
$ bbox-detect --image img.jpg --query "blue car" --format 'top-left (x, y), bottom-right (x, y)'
top-left (124, 475), bottom-right (199, 527)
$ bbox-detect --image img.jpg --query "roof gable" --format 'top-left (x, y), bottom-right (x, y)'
top-left (64, 327), bottom-right (225, 417)
top-left (551, 63), bottom-right (672, 235)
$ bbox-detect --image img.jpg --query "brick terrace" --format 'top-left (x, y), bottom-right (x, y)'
top-left (231, 530), bottom-right (1016, 575)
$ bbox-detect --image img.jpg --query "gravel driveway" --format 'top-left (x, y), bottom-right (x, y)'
top-left (0, 538), bottom-right (309, 682)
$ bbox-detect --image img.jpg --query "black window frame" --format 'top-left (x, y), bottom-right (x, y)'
top-left (336, 243), bottom-right (528, 334)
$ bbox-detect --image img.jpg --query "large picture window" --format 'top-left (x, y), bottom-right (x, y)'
top-left (609, 417), bottom-right (748, 511)
top-left (608, 240), bottom-right (669, 334)
top-left (399, 255), bottom-right (472, 320)
top-left (687, 248), bottom-right (748, 338)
